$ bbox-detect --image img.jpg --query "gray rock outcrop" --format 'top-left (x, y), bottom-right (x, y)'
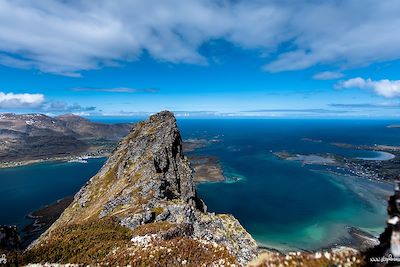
top-left (31, 111), bottom-right (257, 265)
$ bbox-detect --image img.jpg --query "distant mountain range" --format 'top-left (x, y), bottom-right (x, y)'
top-left (0, 113), bottom-right (133, 163)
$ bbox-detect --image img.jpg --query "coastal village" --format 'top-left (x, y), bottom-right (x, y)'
top-left (275, 140), bottom-right (400, 183)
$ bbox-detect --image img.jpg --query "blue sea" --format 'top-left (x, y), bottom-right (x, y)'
top-left (0, 119), bottom-right (397, 250)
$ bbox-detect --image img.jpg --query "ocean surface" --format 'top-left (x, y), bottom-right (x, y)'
top-left (0, 119), bottom-right (398, 250)
top-left (0, 158), bottom-right (106, 227)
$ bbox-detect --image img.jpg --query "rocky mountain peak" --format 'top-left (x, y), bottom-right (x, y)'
top-left (90, 110), bottom-right (201, 216)
top-left (29, 111), bottom-right (257, 266)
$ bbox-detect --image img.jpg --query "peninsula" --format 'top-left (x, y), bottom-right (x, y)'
top-left (275, 140), bottom-right (400, 182)
top-left (0, 113), bottom-right (133, 168)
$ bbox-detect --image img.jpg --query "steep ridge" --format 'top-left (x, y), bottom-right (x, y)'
top-left (27, 111), bottom-right (257, 266)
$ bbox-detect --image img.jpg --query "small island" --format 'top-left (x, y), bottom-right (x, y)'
top-left (189, 155), bottom-right (225, 183)
top-left (274, 151), bottom-right (336, 165)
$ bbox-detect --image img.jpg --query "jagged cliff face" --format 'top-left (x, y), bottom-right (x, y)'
top-left (30, 111), bottom-right (257, 266)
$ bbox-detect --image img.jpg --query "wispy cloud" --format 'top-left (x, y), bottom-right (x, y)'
top-left (313, 71), bottom-right (344, 80)
top-left (336, 77), bottom-right (400, 98)
top-left (172, 110), bottom-right (218, 117)
top-left (330, 103), bottom-right (400, 108)
top-left (0, 92), bottom-right (44, 108)
top-left (99, 110), bottom-right (219, 117)
top-left (94, 108), bottom-right (395, 118)
top-left (72, 87), bottom-right (159, 93)
top-left (243, 109), bottom-right (349, 114)
top-left (1, 1), bottom-right (400, 75)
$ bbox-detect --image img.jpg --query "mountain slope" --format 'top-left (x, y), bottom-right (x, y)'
top-left (57, 113), bottom-right (132, 140)
top-left (0, 113), bottom-right (132, 163)
top-left (27, 111), bottom-right (257, 266)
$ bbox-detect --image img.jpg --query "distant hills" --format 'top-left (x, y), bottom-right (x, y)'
top-left (0, 113), bottom-right (133, 163)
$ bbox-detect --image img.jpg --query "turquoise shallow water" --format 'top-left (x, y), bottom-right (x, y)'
top-left (196, 157), bottom-right (389, 251)
top-left (178, 119), bottom-right (395, 250)
top-left (0, 119), bottom-right (398, 250)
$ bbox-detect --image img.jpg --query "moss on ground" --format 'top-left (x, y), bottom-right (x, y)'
top-left (151, 206), bottom-right (164, 216)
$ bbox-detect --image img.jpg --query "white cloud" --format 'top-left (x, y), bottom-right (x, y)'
top-left (336, 77), bottom-right (400, 98)
top-left (0, 91), bottom-right (97, 113)
top-left (0, 1), bottom-right (400, 75)
top-left (72, 87), bottom-right (159, 93)
top-left (0, 92), bottom-right (44, 108)
top-left (313, 71), bottom-right (344, 80)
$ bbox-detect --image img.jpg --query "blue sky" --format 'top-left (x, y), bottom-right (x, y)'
top-left (1, 0), bottom-right (400, 118)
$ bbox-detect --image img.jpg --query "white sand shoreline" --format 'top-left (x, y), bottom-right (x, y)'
top-left (357, 151), bottom-right (395, 161)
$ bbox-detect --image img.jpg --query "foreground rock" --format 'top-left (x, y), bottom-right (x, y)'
top-left (364, 180), bottom-right (400, 266)
top-left (0, 225), bottom-right (21, 250)
top-left (26, 111), bottom-right (257, 266)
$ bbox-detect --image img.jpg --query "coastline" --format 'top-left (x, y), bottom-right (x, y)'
top-left (0, 138), bottom-right (215, 169)
top-left (12, 154), bottom-right (228, 248)
top-left (274, 147), bottom-right (399, 183)
top-left (21, 196), bottom-right (74, 247)
top-left (189, 155), bottom-right (225, 183)
top-left (22, 195), bottom-right (378, 254)
top-left (255, 224), bottom-right (380, 255)
top-left (270, 151), bottom-right (391, 253)
top-left (357, 151), bottom-right (395, 161)
top-left (274, 151), bottom-right (336, 166)
top-left (2, 135), bottom-right (392, 255)
top-left (0, 153), bottom-right (110, 169)
top-left (3, 163), bottom-right (388, 258)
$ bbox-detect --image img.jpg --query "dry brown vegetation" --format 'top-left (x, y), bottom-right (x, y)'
top-left (4, 218), bottom-right (236, 266)
top-left (23, 218), bottom-right (132, 265)
top-left (249, 250), bottom-right (365, 267)
top-left (131, 221), bottom-right (173, 236)
top-left (109, 236), bottom-right (237, 266)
